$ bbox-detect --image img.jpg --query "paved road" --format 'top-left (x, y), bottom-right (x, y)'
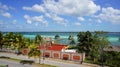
top-left (0, 59), bottom-right (38, 67)
top-left (44, 60), bottom-right (90, 67)
top-left (0, 52), bottom-right (93, 67)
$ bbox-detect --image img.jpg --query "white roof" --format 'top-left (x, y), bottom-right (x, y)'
top-left (62, 49), bottom-right (76, 53)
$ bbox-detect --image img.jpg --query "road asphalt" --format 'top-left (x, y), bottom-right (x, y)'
top-left (0, 59), bottom-right (38, 67)
top-left (0, 52), bottom-right (98, 67)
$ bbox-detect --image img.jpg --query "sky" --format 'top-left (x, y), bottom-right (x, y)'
top-left (0, 0), bottom-right (120, 32)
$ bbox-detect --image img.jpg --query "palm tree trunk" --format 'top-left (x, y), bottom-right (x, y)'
top-left (39, 56), bottom-right (41, 64)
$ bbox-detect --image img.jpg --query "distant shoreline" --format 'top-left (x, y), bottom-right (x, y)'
top-left (2, 31), bottom-right (120, 33)
top-left (104, 45), bottom-right (120, 52)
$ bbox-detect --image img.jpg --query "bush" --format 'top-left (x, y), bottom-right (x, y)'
top-left (20, 60), bottom-right (34, 65)
top-left (0, 56), bottom-right (10, 59)
top-left (0, 65), bottom-right (8, 67)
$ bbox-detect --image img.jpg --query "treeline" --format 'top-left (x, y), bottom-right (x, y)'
top-left (102, 51), bottom-right (120, 67)
top-left (0, 31), bottom-right (120, 66)
top-left (75, 31), bottom-right (120, 67)
top-left (0, 31), bottom-right (44, 63)
top-left (0, 32), bottom-right (43, 50)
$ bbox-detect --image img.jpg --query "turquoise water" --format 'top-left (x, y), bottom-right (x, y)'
top-left (3, 32), bottom-right (120, 46)
top-left (22, 32), bottom-right (120, 46)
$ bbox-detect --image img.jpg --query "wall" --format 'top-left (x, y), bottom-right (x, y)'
top-left (41, 50), bottom-right (85, 62)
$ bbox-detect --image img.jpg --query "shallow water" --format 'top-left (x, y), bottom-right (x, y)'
top-left (22, 32), bottom-right (120, 46)
top-left (3, 32), bottom-right (120, 46)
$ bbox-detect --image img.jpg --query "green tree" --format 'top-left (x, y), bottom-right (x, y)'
top-left (77, 31), bottom-right (93, 56)
top-left (34, 34), bottom-right (45, 64)
top-left (28, 43), bottom-right (41, 63)
top-left (93, 31), bottom-right (110, 64)
top-left (0, 31), bottom-right (4, 49)
top-left (54, 34), bottom-right (60, 39)
top-left (34, 34), bottom-right (43, 45)
top-left (69, 39), bottom-right (76, 45)
top-left (103, 51), bottom-right (120, 67)
top-left (77, 31), bottom-right (110, 63)
top-left (15, 33), bottom-right (24, 51)
top-left (68, 35), bottom-right (74, 40)
top-left (4, 32), bottom-right (16, 49)
top-left (23, 37), bottom-right (32, 48)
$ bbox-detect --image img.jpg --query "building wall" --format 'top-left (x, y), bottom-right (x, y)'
top-left (21, 49), bottom-right (85, 63)
top-left (41, 50), bottom-right (85, 62)
top-left (21, 48), bottom-right (29, 55)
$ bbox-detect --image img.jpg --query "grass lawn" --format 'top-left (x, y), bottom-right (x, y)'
top-left (0, 56), bottom-right (58, 67)
top-left (0, 66), bottom-right (7, 67)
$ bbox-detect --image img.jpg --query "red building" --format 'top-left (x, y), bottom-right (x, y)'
top-left (22, 43), bottom-right (85, 63)
top-left (39, 43), bottom-right (85, 63)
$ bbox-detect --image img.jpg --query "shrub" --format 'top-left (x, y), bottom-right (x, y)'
top-left (20, 60), bottom-right (34, 64)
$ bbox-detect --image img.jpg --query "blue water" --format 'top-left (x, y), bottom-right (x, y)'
top-left (20, 32), bottom-right (120, 46)
top-left (3, 32), bottom-right (120, 46)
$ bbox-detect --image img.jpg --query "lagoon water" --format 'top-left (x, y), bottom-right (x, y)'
top-left (21, 32), bottom-right (120, 46)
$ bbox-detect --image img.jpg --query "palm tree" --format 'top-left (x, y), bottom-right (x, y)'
top-left (15, 33), bottom-right (24, 51)
top-left (23, 37), bottom-right (32, 48)
top-left (34, 34), bottom-right (44, 64)
top-left (15, 33), bottom-right (32, 54)
top-left (34, 34), bottom-right (43, 45)
top-left (4, 32), bottom-right (16, 49)
top-left (28, 43), bottom-right (41, 63)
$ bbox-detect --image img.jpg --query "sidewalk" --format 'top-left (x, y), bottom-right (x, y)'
top-left (0, 52), bottom-right (99, 67)
top-left (46, 58), bottom-right (100, 67)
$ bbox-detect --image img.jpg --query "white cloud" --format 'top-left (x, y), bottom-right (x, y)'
top-left (0, 2), bottom-right (13, 18)
top-left (43, 0), bottom-right (100, 16)
top-left (45, 13), bottom-right (68, 26)
top-left (24, 15), bottom-right (32, 24)
top-left (53, 15), bottom-right (68, 26)
top-left (74, 22), bottom-right (81, 26)
top-left (22, 0), bottom-right (100, 26)
top-left (24, 15), bottom-right (48, 26)
top-left (1, 12), bottom-right (11, 18)
top-left (0, 2), bottom-right (9, 11)
top-left (97, 7), bottom-right (120, 24)
top-left (78, 17), bottom-right (85, 21)
top-left (13, 20), bottom-right (17, 24)
top-left (23, 0), bottom-right (100, 17)
top-left (96, 19), bottom-right (102, 23)
top-left (45, 13), bottom-right (52, 18)
top-left (23, 4), bottom-right (45, 13)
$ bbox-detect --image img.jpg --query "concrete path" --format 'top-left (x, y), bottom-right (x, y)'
top-left (0, 52), bottom-right (96, 67)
